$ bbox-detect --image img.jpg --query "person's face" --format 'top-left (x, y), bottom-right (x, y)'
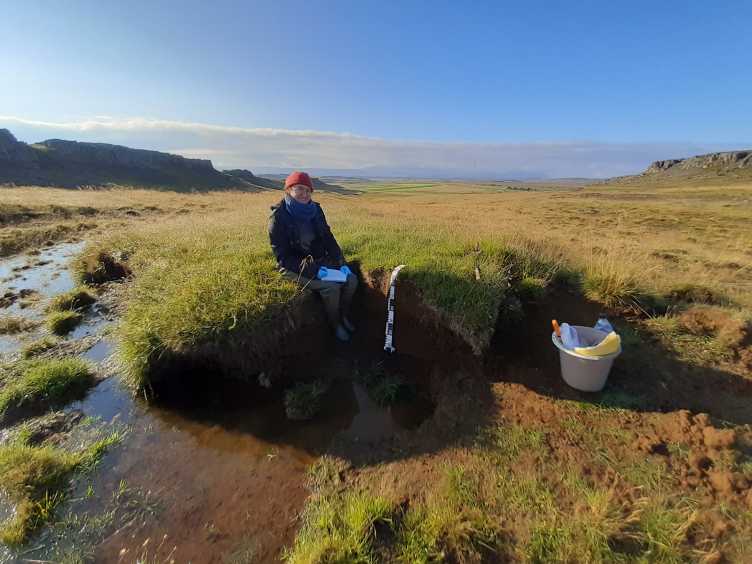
top-left (288, 184), bottom-right (312, 204)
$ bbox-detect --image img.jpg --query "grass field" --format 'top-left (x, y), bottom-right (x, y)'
top-left (1, 176), bottom-right (751, 561)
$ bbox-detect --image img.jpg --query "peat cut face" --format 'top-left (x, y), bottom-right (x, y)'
top-left (143, 267), bottom-right (482, 401)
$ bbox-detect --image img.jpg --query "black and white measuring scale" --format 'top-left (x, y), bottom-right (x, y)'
top-left (383, 264), bottom-right (406, 353)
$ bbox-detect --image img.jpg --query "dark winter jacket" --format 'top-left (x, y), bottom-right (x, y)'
top-left (268, 199), bottom-right (344, 278)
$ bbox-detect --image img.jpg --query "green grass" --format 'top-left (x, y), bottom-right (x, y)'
top-left (46, 310), bottom-right (84, 335)
top-left (515, 276), bottom-right (548, 302)
top-left (0, 358), bottom-right (95, 422)
top-left (284, 379), bottom-right (330, 421)
top-left (47, 287), bottom-right (96, 312)
top-left (583, 253), bottom-right (641, 308)
top-left (395, 465), bottom-right (503, 563)
top-left (0, 431), bottom-right (122, 546)
top-left (289, 459), bottom-right (505, 564)
top-left (637, 499), bottom-right (698, 563)
top-left (356, 363), bottom-right (409, 406)
top-left (0, 444), bottom-right (78, 545)
top-left (283, 491), bottom-right (393, 564)
top-left (481, 423), bottom-right (546, 458)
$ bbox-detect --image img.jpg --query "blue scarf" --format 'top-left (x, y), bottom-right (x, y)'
top-left (284, 194), bottom-right (317, 221)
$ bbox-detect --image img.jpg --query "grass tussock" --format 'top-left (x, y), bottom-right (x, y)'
top-left (0, 432), bottom-right (123, 546)
top-left (582, 250), bottom-right (642, 308)
top-left (46, 310), bottom-right (84, 335)
top-left (284, 379), bottom-right (330, 421)
top-left (75, 249), bottom-right (131, 285)
top-left (0, 315), bottom-right (38, 335)
top-left (0, 444), bottom-right (79, 546)
top-left (0, 357), bottom-right (95, 422)
top-left (356, 363), bottom-right (410, 406)
top-left (47, 287), bottom-right (96, 312)
top-left (283, 481), bottom-right (393, 564)
top-left (286, 458), bottom-right (506, 564)
top-left (21, 336), bottom-right (59, 358)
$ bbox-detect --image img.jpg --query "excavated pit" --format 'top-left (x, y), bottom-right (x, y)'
top-left (146, 266), bottom-right (481, 413)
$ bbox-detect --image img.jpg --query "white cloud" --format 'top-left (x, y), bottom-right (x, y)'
top-left (0, 115), bottom-right (737, 178)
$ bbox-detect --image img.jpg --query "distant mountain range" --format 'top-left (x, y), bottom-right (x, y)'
top-left (0, 129), bottom-right (345, 192)
top-left (4, 127), bottom-right (750, 189)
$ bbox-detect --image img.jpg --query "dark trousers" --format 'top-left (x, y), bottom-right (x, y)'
top-left (283, 270), bottom-right (358, 329)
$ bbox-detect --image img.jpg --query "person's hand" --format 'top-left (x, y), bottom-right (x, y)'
top-left (340, 265), bottom-right (352, 278)
top-left (316, 266), bottom-right (328, 280)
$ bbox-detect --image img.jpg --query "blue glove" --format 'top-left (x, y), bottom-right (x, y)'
top-left (340, 265), bottom-right (352, 278)
top-left (316, 266), bottom-right (328, 280)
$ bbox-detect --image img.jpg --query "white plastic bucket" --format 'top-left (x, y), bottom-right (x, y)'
top-left (551, 326), bottom-right (621, 392)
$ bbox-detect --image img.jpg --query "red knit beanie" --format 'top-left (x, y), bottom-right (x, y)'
top-left (285, 171), bottom-right (313, 191)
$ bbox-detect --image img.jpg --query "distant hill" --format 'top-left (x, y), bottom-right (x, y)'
top-left (222, 169), bottom-right (282, 190)
top-left (604, 150), bottom-right (752, 185)
top-left (257, 174), bottom-right (357, 194)
top-left (0, 128), bottom-right (244, 190)
top-left (0, 128), bottom-right (347, 192)
top-left (643, 150), bottom-right (752, 176)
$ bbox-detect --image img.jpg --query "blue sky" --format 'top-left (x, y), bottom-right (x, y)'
top-left (2, 1), bottom-right (751, 178)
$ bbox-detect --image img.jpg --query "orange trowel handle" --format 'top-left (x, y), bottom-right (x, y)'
top-left (551, 319), bottom-right (561, 337)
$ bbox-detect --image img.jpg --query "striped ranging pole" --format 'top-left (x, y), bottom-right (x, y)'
top-left (384, 264), bottom-right (406, 353)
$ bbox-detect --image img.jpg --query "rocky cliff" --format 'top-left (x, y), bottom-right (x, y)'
top-left (644, 151), bottom-right (752, 175)
top-left (0, 129), bottom-right (250, 190)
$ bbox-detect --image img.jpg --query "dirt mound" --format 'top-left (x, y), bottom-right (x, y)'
top-left (78, 251), bottom-right (132, 285)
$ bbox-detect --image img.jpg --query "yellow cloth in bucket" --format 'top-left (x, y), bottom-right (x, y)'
top-left (574, 331), bottom-right (621, 357)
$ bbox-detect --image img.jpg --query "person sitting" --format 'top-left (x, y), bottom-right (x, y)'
top-left (268, 171), bottom-right (358, 342)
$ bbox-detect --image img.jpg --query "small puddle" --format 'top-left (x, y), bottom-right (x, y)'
top-left (340, 381), bottom-right (433, 442)
top-left (83, 339), bottom-right (113, 363)
top-left (68, 313), bottom-right (111, 341)
top-left (1, 241), bottom-right (87, 355)
top-left (0, 241), bottom-right (85, 300)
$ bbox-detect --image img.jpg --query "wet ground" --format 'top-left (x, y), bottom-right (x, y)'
top-left (0, 243), bottom-right (435, 563)
top-left (0, 241), bottom-right (85, 354)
